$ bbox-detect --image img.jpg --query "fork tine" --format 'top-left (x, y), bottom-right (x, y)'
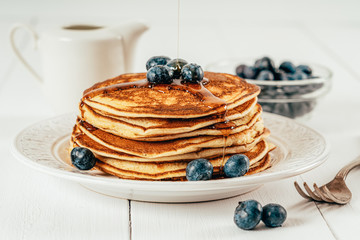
top-left (321, 185), bottom-right (348, 204)
top-left (294, 181), bottom-right (313, 200)
top-left (303, 182), bottom-right (322, 201)
top-left (313, 184), bottom-right (334, 203)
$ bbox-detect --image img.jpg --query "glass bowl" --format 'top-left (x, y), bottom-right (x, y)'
top-left (205, 58), bottom-right (333, 120)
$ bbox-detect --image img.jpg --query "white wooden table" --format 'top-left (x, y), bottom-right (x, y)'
top-left (1, 0), bottom-right (360, 239)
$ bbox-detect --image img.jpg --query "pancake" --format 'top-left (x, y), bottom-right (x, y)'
top-left (71, 128), bottom-right (270, 162)
top-left (80, 99), bottom-right (259, 140)
top-left (69, 70), bottom-right (275, 181)
top-left (82, 72), bottom-right (260, 118)
top-left (95, 154), bottom-right (272, 181)
top-left (75, 119), bottom-right (266, 158)
top-left (245, 154), bottom-right (271, 176)
top-left (94, 140), bottom-right (274, 181)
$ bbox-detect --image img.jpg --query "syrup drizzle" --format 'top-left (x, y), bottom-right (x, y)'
top-left (82, 79), bottom-right (150, 101)
top-left (177, 0), bottom-right (180, 59)
top-left (82, 78), bottom-right (227, 111)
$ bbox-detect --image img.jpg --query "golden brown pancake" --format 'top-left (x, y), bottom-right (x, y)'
top-left (80, 99), bottom-right (259, 140)
top-left (95, 154), bottom-right (272, 181)
top-left (70, 129), bottom-right (270, 162)
top-left (82, 72), bottom-right (260, 118)
top-left (93, 140), bottom-right (273, 181)
top-left (69, 71), bottom-right (274, 181)
top-left (74, 120), bottom-right (265, 158)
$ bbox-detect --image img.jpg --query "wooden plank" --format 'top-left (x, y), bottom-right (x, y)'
top-left (294, 23), bottom-right (360, 240)
top-left (131, 179), bottom-right (335, 240)
top-left (0, 35), bottom-right (131, 238)
top-left (0, 121), bottom-right (130, 240)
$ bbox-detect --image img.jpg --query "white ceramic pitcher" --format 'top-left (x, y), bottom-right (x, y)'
top-left (10, 22), bottom-right (148, 113)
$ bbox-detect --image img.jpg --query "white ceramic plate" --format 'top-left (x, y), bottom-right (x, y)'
top-left (11, 113), bottom-right (329, 203)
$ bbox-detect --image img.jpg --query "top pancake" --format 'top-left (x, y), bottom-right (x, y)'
top-left (82, 72), bottom-right (260, 118)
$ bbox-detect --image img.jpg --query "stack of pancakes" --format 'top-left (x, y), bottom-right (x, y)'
top-left (70, 72), bottom-right (275, 180)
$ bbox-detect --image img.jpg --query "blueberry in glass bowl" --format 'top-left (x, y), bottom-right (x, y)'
top-left (205, 57), bottom-right (332, 120)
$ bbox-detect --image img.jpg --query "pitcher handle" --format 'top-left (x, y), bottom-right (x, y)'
top-left (10, 24), bottom-right (42, 82)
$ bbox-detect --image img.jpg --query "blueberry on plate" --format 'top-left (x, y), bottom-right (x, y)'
top-left (147, 65), bottom-right (173, 84)
top-left (296, 64), bottom-right (312, 75)
top-left (71, 147), bottom-right (97, 170)
top-left (256, 70), bottom-right (274, 80)
top-left (146, 56), bottom-right (171, 70)
top-left (261, 203), bottom-right (287, 227)
top-left (181, 63), bottom-right (204, 83)
top-left (186, 158), bottom-right (213, 181)
top-left (234, 200), bottom-right (263, 230)
top-left (166, 58), bottom-right (188, 79)
top-left (279, 61), bottom-right (296, 74)
top-left (224, 154), bottom-right (250, 178)
top-left (254, 56), bottom-right (276, 73)
top-left (235, 64), bottom-right (257, 79)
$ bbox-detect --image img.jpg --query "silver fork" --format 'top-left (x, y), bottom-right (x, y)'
top-left (294, 155), bottom-right (360, 204)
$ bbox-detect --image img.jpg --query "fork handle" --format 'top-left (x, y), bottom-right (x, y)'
top-left (336, 155), bottom-right (360, 179)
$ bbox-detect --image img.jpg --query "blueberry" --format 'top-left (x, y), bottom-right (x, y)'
top-left (260, 103), bottom-right (274, 113)
top-left (254, 57), bottom-right (276, 73)
top-left (186, 158), bottom-right (213, 181)
top-left (274, 93), bottom-right (288, 99)
top-left (279, 61), bottom-right (296, 74)
top-left (147, 65), bottom-right (173, 84)
top-left (289, 101), bottom-right (316, 118)
top-left (289, 102), bottom-right (308, 118)
top-left (283, 85), bottom-right (301, 95)
top-left (262, 203), bottom-right (287, 227)
top-left (260, 86), bottom-right (278, 97)
top-left (292, 70), bottom-right (308, 80)
top-left (235, 64), bottom-right (257, 79)
top-left (258, 94), bottom-right (272, 100)
top-left (234, 200), bottom-right (263, 230)
top-left (272, 103), bottom-right (292, 118)
top-left (224, 154), bottom-right (250, 178)
top-left (70, 147), bottom-right (97, 170)
top-left (309, 83), bottom-right (324, 91)
top-left (296, 64), bottom-right (312, 75)
top-left (166, 58), bottom-right (188, 79)
top-left (256, 70), bottom-right (274, 80)
top-left (181, 63), bottom-right (204, 83)
top-left (274, 70), bottom-right (288, 81)
top-left (298, 85), bottom-right (315, 94)
top-left (146, 56), bottom-right (171, 70)
top-left (286, 74), bottom-right (295, 80)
